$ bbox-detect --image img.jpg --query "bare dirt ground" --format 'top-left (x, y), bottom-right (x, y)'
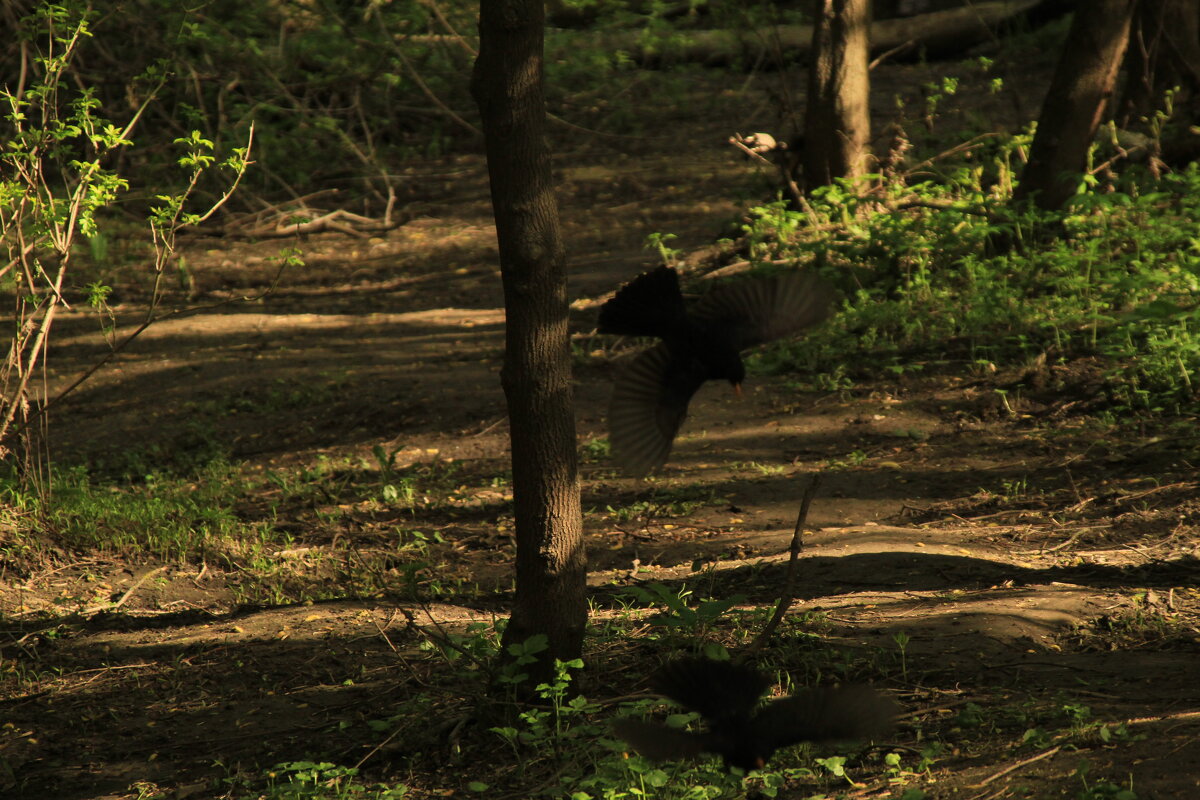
top-left (3, 64), bottom-right (1200, 800)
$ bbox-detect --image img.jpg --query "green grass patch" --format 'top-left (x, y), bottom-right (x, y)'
top-left (2, 462), bottom-right (274, 563)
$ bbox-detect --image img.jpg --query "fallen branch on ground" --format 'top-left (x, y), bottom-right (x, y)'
top-left (222, 205), bottom-right (411, 238)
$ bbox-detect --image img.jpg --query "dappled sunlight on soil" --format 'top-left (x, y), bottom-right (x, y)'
top-left (5, 62), bottom-right (1200, 800)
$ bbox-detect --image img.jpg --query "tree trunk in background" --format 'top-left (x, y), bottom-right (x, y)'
top-left (1120, 0), bottom-right (1200, 122)
top-left (471, 0), bottom-right (587, 686)
top-left (802, 0), bottom-right (872, 193)
top-left (1119, 0), bottom-right (1200, 154)
top-left (1014, 2), bottom-right (1137, 210)
top-left (534, 0), bottom-right (1057, 68)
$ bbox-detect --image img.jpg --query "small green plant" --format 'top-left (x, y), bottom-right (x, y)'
top-left (646, 231), bottom-right (681, 267)
top-left (956, 703), bottom-right (986, 730)
top-left (812, 364), bottom-right (855, 395)
top-left (494, 634), bottom-right (554, 689)
top-left (1062, 703), bottom-right (1143, 745)
top-left (489, 652), bottom-right (608, 781)
top-left (581, 436), bottom-right (611, 461)
top-left (883, 746), bottom-right (941, 788)
top-left (620, 582), bottom-right (745, 641)
top-left (922, 75), bottom-right (960, 130)
top-left (372, 444), bottom-right (418, 505)
top-left (814, 755), bottom-right (854, 787)
top-left (245, 761), bottom-right (410, 799)
top-left (825, 450), bottom-right (869, 470)
top-left (999, 476), bottom-right (1029, 499)
top-left (603, 488), bottom-right (714, 522)
top-left (1022, 727), bottom-right (1053, 749)
top-left (892, 631), bottom-right (911, 680)
top-left (395, 528), bottom-right (444, 555)
top-left (416, 621), bottom-right (499, 668)
top-left (1073, 760), bottom-right (1137, 800)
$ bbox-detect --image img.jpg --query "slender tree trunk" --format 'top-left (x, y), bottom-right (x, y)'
top-left (1014, 2), bottom-right (1137, 210)
top-left (802, 0), bottom-right (872, 193)
top-left (471, 0), bottom-right (587, 685)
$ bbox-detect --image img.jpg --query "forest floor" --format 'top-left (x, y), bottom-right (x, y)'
top-left (3, 61), bottom-right (1200, 800)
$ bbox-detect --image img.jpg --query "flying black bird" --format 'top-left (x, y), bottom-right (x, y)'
top-left (598, 266), bottom-right (833, 476)
top-left (612, 657), bottom-right (894, 772)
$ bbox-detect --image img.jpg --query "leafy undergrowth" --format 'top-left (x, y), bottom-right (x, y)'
top-left (747, 161), bottom-right (1200, 419)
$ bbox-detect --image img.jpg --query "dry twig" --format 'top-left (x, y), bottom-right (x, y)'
top-left (967, 745), bottom-right (1061, 790)
top-left (749, 474), bottom-right (822, 652)
top-left (82, 566), bottom-right (168, 616)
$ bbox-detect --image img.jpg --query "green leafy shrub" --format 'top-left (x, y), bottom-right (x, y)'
top-left (744, 160), bottom-right (1200, 414)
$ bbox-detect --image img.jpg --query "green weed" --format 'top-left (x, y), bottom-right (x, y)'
top-left (1073, 760), bottom-right (1137, 800)
top-left (740, 162), bottom-right (1200, 417)
top-left (824, 450), bottom-right (869, 470)
top-left (892, 631), bottom-right (911, 681)
top-left (5, 463), bottom-right (274, 563)
top-left (232, 761), bottom-right (410, 799)
top-left (481, 648), bottom-right (882, 800)
top-left (581, 437), bottom-right (612, 462)
top-left (1062, 704), bottom-right (1143, 746)
top-left (620, 582), bottom-right (746, 644)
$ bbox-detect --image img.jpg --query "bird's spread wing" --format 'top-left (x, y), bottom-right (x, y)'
top-left (651, 657), bottom-right (772, 723)
top-left (599, 266), bottom-right (688, 338)
top-left (690, 270), bottom-right (834, 351)
top-left (751, 685), bottom-right (896, 750)
top-left (611, 718), bottom-right (712, 762)
top-left (608, 344), bottom-right (704, 476)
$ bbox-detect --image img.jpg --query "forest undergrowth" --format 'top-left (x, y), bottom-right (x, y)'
top-left (2, 4), bottom-right (1199, 800)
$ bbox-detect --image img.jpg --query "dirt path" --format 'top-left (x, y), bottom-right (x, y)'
top-left (4, 66), bottom-right (1200, 799)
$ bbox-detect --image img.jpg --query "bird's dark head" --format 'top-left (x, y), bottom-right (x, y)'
top-left (708, 351), bottom-right (745, 388)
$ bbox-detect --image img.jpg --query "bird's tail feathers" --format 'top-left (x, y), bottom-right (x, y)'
top-left (598, 266), bottom-right (686, 337)
top-left (611, 718), bottom-right (710, 761)
top-left (651, 657), bottom-right (772, 721)
top-left (756, 685), bottom-right (897, 745)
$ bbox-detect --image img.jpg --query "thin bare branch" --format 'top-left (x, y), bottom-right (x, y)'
top-left (749, 474), bottom-right (822, 653)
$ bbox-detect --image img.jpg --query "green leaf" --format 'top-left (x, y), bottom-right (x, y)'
top-left (643, 769), bottom-right (670, 787)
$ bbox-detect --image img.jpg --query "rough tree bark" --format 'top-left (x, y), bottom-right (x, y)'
top-left (1014, 1), bottom-right (1137, 211)
top-left (802, 0), bottom-right (872, 193)
top-left (471, 0), bottom-right (587, 685)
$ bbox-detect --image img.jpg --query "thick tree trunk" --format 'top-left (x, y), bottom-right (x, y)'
top-left (802, 0), bottom-right (872, 193)
top-left (1014, 2), bottom-right (1137, 211)
top-left (471, 0), bottom-right (587, 685)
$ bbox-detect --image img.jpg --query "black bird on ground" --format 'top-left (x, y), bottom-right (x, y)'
top-left (612, 657), bottom-right (894, 772)
top-left (598, 266), bottom-right (833, 476)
